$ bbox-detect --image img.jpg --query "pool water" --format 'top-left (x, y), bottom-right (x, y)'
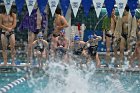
top-left (3, 63), bottom-right (140, 93)
top-left (0, 72), bottom-right (25, 88)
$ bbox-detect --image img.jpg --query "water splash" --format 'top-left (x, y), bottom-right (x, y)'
top-left (26, 60), bottom-right (133, 93)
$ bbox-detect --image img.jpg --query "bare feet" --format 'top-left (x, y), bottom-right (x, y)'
top-left (0, 63), bottom-right (8, 66)
top-left (96, 63), bottom-right (101, 68)
top-left (11, 63), bottom-right (16, 66)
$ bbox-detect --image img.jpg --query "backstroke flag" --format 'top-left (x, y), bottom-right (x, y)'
top-left (25, 0), bottom-right (37, 16)
top-left (37, 0), bottom-right (48, 14)
top-left (92, 0), bottom-right (105, 18)
top-left (116, 0), bottom-right (127, 18)
top-left (15, 0), bottom-right (25, 14)
top-left (60, 0), bottom-right (70, 16)
top-left (70, 0), bottom-right (82, 17)
top-left (82, 0), bottom-right (92, 17)
top-left (3, 0), bottom-right (14, 14)
top-left (104, 0), bottom-right (115, 17)
top-left (128, 0), bottom-right (138, 17)
top-left (48, 0), bottom-right (59, 17)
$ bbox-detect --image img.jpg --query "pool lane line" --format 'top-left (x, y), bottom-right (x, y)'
top-left (0, 77), bottom-right (26, 93)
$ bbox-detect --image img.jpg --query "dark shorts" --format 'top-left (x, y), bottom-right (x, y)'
top-left (121, 33), bottom-right (128, 40)
top-left (1, 31), bottom-right (14, 39)
top-left (105, 30), bottom-right (113, 38)
top-left (106, 33), bottom-right (113, 37)
top-left (33, 29), bottom-right (42, 34)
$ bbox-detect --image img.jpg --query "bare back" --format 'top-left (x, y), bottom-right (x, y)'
top-left (54, 15), bottom-right (68, 33)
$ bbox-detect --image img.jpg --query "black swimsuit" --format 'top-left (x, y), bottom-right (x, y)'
top-left (73, 43), bottom-right (84, 55)
top-left (88, 45), bottom-right (98, 56)
top-left (1, 31), bottom-right (14, 39)
top-left (73, 48), bottom-right (83, 55)
top-left (34, 29), bottom-right (41, 34)
top-left (56, 37), bottom-right (67, 54)
top-left (121, 32), bottom-right (128, 40)
top-left (34, 41), bottom-right (45, 52)
top-left (105, 30), bottom-right (113, 38)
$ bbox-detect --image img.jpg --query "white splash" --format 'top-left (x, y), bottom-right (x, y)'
top-left (27, 60), bottom-right (130, 93)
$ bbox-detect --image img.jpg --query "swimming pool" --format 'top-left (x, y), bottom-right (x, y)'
top-left (0, 70), bottom-right (25, 87)
top-left (1, 63), bottom-right (140, 93)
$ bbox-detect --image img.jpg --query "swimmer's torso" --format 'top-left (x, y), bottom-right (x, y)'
top-left (35, 41), bottom-right (44, 52)
top-left (1, 14), bottom-right (14, 28)
top-left (54, 15), bottom-right (64, 32)
top-left (122, 15), bottom-right (128, 35)
top-left (57, 37), bottom-right (66, 47)
top-left (73, 42), bottom-right (82, 51)
top-left (72, 42), bottom-right (85, 55)
top-left (73, 41), bottom-right (85, 55)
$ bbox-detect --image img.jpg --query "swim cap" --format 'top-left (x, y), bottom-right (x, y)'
top-left (88, 35), bottom-right (94, 39)
top-left (60, 29), bottom-right (65, 35)
top-left (74, 35), bottom-right (80, 41)
top-left (37, 33), bottom-right (43, 38)
top-left (88, 34), bottom-right (97, 39)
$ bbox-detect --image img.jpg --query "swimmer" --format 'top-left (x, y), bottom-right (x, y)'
top-left (86, 34), bottom-right (102, 68)
top-left (32, 33), bottom-right (48, 67)
top-left (0, 5), bottom-right (17, 66)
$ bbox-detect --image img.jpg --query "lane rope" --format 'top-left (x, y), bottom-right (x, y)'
top-left (0, 77), bottom-right (26, 93)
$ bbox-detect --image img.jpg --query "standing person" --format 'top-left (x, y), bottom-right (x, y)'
top-left (129, 43), bottom-right (140, 68)
top-left (102, 8), bottom-right (116, 65)
top-left (50, 7), bottom-right (68, 58)
top-left (113, 5), bottom-right (137, 67)
top-left (129, 19), bottom-right (140, 67)
top-left (86, 34), bottom-right (102, 68)
top-left (32, 33), bottom-right (48, 68)
top-left (0, 5), bottom-right (17, 66)
top-left (19, 8), bottom-right (47, 65)
top-left (53, 7), bottom-right (68, 36)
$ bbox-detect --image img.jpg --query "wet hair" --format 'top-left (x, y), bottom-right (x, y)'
top-left (10, 5), bottom-right (16, 15)
top-left (125, 5), bottom-right (129, 12)
top-left (55, 7), bottom-right (61, 15)
top-left (0, 5), bottom-right (6, 14)
top-left (0, 5), bottom-right (16, 16)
